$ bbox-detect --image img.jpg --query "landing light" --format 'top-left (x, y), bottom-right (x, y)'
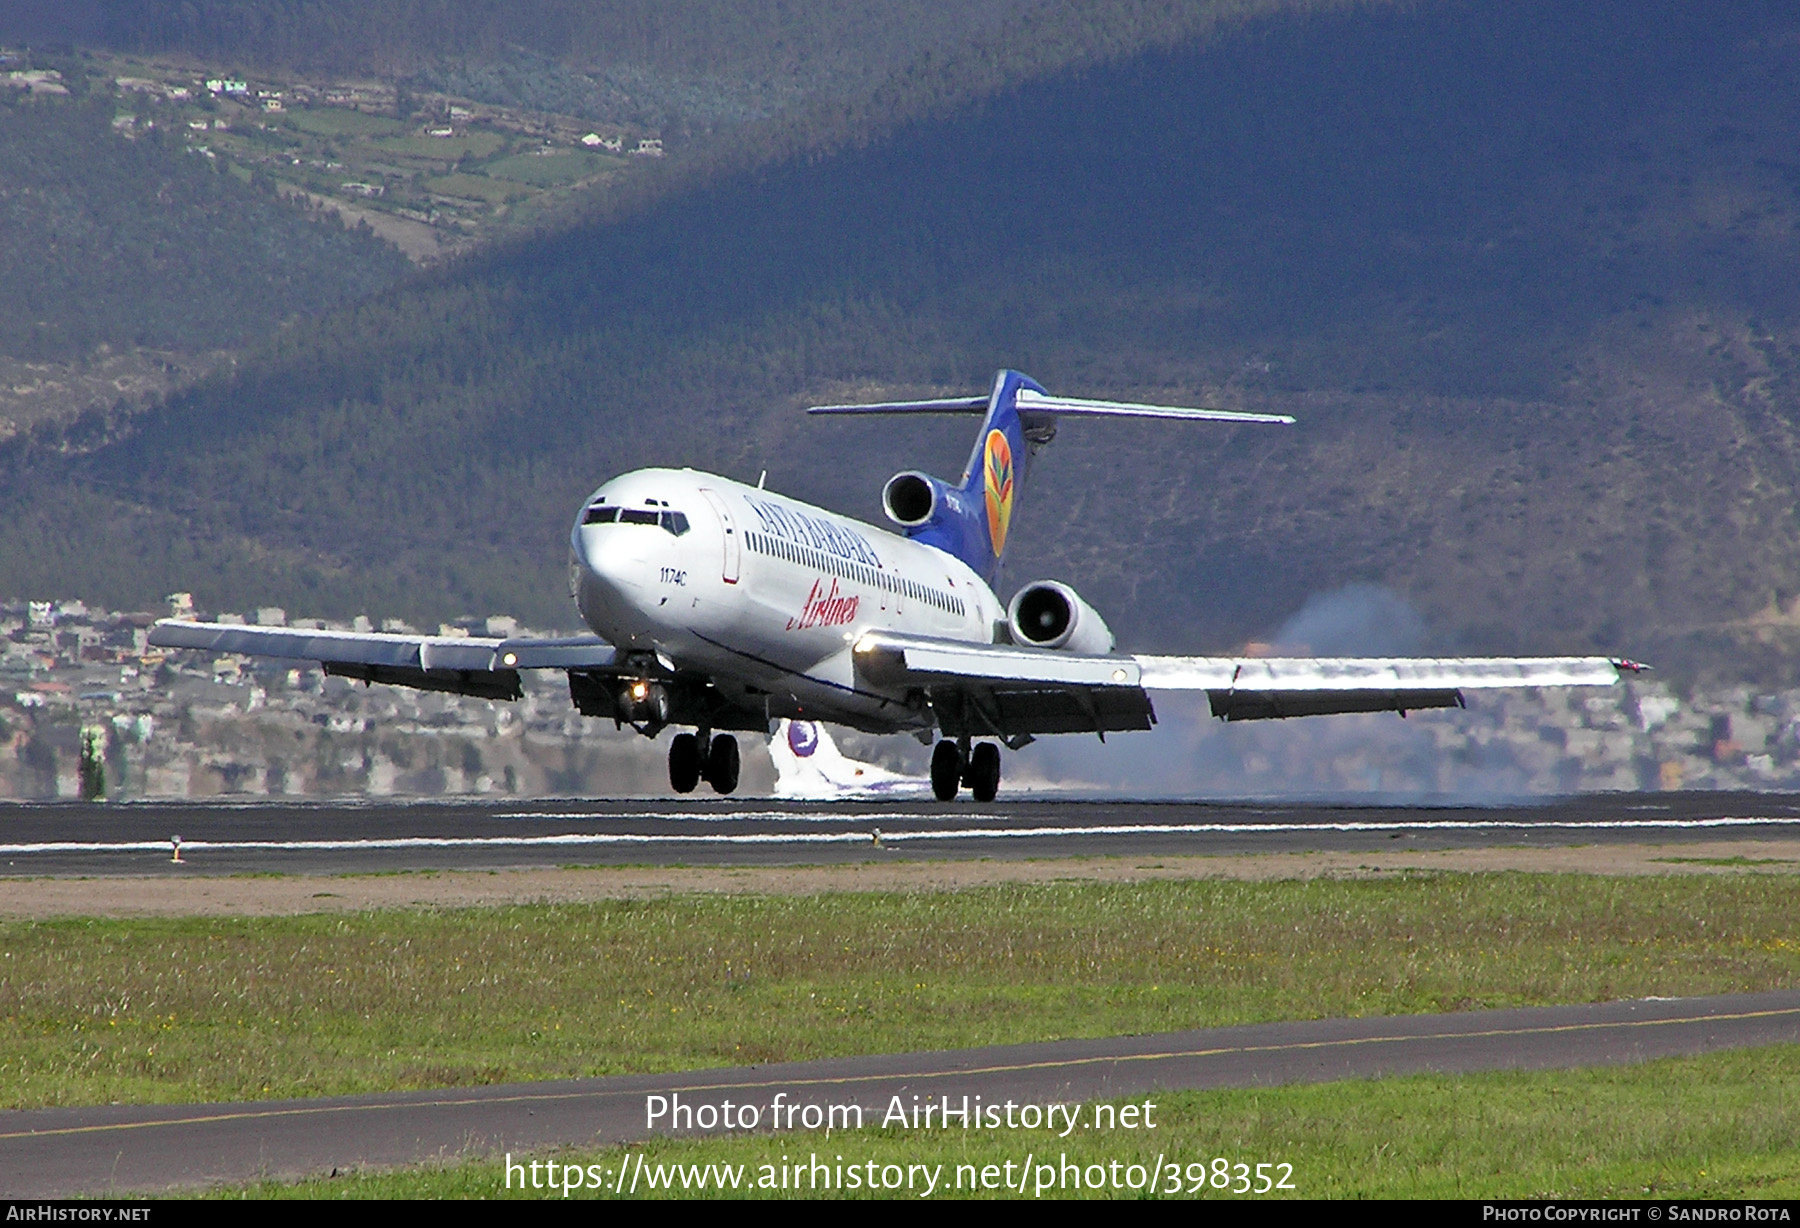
top-left (1112, 668), bottom-right (1128, 682)
top-left (630, 680), bottom-right (650, 701)
top-left (854, 635), bottom-right (878, 654)
top-left (501, 651), bottom-right (518, 667)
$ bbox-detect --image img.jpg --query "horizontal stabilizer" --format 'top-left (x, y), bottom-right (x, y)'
top-left (807, 395), bottom-right (990, 415)
top-left (807, 390), bottom-right (1292, 425)
top-left (1014, 389), bottom-right (1294, 425)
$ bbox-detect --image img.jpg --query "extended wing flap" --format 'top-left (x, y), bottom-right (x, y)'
top-left (852, 632), bottom-right (1152, 738)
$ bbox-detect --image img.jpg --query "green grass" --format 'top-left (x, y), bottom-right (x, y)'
top-left (210, 1046), bottom-right (1800, 1199)
top-left (2, 874), bottom-right (1797, 1111)
top-left (369, 132), bottom-right (508, 160)
top-left (483, 150), bottom-right (616, 186)
top-left (276, 109), bottom-right (407, 139)
top-left (422, 172), bottom-right (523, 204)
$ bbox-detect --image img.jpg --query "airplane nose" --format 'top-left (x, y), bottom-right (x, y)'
top-left (578, 525), bottom-right (649, 598)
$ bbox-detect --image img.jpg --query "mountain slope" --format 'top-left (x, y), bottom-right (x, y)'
top-left (7, 0), bottom-right (1800, 679)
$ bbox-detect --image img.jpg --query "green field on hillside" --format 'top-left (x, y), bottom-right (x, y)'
top-left (369, 131), bottom-right (508, 161)
top-left (484, 150), bottom-right (616, 186)
top-left (278, 108), bottom-right (407, 139)
top-left (423, 171), bottom-right (525, 204)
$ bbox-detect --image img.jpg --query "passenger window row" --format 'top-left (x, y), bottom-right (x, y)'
top-left (745, 530), bottom-right (965, 618)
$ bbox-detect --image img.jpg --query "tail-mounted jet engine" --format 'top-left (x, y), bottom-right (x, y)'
top-left (1006, 581), bottom-right (1116, 654)
top-left (882, 471), bottom-right (948, 527)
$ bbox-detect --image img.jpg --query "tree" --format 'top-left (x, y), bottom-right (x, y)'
top-left (78, 725), bottom-right (106, 800)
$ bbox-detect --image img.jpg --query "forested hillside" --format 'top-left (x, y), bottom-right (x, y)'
top-left (5, 0), bottom-right (1800, 681)
top-left (0, 92), bottom-right (411, 362)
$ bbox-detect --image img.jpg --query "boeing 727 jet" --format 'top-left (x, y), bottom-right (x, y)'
top-left (150, 370), bottom-right (1639, 800)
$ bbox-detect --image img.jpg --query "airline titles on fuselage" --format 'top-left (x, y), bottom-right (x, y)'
top-left (743, 495), bottom-right (885, 569)
top-left (788, 578), bottom-right (859, 631)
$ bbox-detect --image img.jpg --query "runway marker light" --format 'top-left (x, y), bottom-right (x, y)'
top-left (871, 827), bottom-right (882, 847)
top-left (170, 835), bottom-right (183, 864)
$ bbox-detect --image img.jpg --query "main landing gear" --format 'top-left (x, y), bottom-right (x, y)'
top-left (669, 731), bottom-right (740, 795)
top-left (931, 739), bottom-right (1001, 802)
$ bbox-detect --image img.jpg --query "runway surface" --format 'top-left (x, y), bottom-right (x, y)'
top-left (2, 990), bottom-right (1795, 1196)
top-left (1, 790), bottom-right (1799, 875)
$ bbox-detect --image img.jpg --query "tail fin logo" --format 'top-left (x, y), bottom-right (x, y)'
top-left (787, 720), bottom-right (819, 758)
top-left (983, 429), bottom-right (1014, 556)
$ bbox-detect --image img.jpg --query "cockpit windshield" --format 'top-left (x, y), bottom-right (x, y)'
top-left (583, 502), bottom-right (689, 535)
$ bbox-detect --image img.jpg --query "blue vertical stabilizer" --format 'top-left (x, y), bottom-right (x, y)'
top-left (903, 369), bottom-right (1041, 584)
top-left (806, 370), bottom-right (1293, 587)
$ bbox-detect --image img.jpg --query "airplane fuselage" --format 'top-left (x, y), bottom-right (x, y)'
top-left (571, 467), bottom-right (1000, 733)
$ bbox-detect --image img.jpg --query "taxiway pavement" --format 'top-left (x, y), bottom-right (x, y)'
top-left (1, 990), bottom-right (1795, 1196)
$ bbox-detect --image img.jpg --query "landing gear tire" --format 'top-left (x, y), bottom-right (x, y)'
top-left (707, 734), bottom-right (741, 795)
top-left (930, 740), bottom-right (963, 801)
top-left (967, 742), bottom-right (1001, 802)
top-left (668, 733), bottom-right (702, 794)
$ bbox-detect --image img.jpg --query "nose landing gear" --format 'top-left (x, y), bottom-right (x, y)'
top-left (669, 731), bottom-right (740, 795)
top-left (931, 739), bottom-right (1001, 802)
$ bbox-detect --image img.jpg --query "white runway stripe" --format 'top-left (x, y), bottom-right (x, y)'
top-left (495, 810), bottom-right (1007, 823)
top-left (0, 814), bottom-right (1798, 856)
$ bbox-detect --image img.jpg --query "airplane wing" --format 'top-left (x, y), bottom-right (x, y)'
top-left (851, 631), bottom-right (1637, 741)
top-left (1134, 653), bottom-right (1630, 720)
top-left (147, 620), bottom-right (616, 702)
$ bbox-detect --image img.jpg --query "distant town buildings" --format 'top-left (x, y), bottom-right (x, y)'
top-left (1, 594), bottom-right (1799, 801)
top-left (0, 597), bottom-right (676, 798)
top-left (4, 69), bottom-right (68, 96)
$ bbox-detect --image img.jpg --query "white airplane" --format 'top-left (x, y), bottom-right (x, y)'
top-left (769, 719), bottom-right (928, 799)
top-left (150, 370), bottom-right (1640, 801)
